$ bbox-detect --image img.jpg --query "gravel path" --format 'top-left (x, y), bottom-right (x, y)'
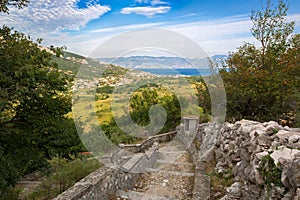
top-left (116, 141), bottom-right (195, 200)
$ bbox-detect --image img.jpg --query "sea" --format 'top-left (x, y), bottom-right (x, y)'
top-left (134, 68), bottom-right (215, 76)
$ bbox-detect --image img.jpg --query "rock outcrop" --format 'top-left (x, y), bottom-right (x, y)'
top-left (194, 120), bottom-right (300, 200)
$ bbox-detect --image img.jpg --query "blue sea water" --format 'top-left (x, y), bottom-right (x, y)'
top-left (134, 68), bottom-right (214, 76)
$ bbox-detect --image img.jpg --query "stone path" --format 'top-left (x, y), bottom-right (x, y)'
top-left (116, 141), bottom-right (195, 200)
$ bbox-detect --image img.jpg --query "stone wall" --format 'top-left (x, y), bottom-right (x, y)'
top-left (54, 167), bottom-right (138, 200)
top-left (176, 122), bottom-right (213, 200)
top-left (191, 120), bottom-right (300, 200)
top-left (54, 131), bottom-right (176, 200)
top-left (117, 131), bottom-right (177, 153)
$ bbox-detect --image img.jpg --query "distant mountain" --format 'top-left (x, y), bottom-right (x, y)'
top-left (97, 55), bottom-right (228, 69)
top-left (52, 51), bottom-right (228, 78)
top-left (211, 55), bottom-right (228, 60)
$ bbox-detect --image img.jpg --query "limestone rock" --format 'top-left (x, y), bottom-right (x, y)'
top-left (255, 152), bottom-right (269, 160)
top-left (270, 147), bottom-right (300, 166)
top-left (193, 120), bottom-right (300, 200)
top-left (294, 188), bottom-right (300, 200)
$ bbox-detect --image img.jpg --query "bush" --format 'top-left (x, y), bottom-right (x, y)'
top-left (27, 156), bottom-right (102, 199)
top-left (258, 154), bottom-right (283, 187)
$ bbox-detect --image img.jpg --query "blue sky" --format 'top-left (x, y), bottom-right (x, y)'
top-left (1, 0), bottom-right (299, 56)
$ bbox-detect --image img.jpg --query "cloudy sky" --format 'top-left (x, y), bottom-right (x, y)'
top-left (1, 0), bottom-right (300, 56)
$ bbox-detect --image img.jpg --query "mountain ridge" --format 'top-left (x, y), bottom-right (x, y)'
top-left (97, 55), bottom-right (228, 69)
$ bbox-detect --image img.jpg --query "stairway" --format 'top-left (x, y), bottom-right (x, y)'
top-left (116, 140), bottom-right (195, 200)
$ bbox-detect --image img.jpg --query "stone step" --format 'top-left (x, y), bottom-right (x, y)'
top-left (157, 151), bottom-right (187, 159)
top-left (158, 150), bottom-right (187, 154)
top-left (156, 151), bottom-right (187, 163)
top-left (156, 159), bottom-right (193, 166)
top-left (144, 168), bottom-right (195, 177)
top-left (121, 153), bottom-right (148, 173)
top-left (117, 190), bottom-right (175, 200)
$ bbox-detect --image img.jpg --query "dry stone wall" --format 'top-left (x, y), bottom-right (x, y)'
top-left (191, 119), bottom-right (300, 200)
top-left (54, 131), bottom-right (176, 200)
top-left (54, 167), bottom-right (138, 200)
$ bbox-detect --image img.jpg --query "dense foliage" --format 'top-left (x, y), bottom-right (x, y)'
top-left (0, 26), bottom-right (85, 195)
top-left (102, 87), bottom-right (181, 144)
top-left (27, 156), bottom-right (101, 199)
top-left (129, 87), bottom-right (181, 133)
top-left (197, 0), bottom-right (300, 125)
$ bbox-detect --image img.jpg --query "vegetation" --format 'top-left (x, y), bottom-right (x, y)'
top-left (206, 164), bottom-right (234, 199)
top-left (258, 154), bottom-right (283, 187)
top-left (101, 86), bottom-right (182, 144)
top-left (51, 55), bottom-right (80, 75)
top-left (102, 118), bottom-right (138, 144)
top-left (194, 79), bottom-right (212, 123)
top-left (222, 0), bottom-right (300, 124)
top-left (0, 0), bottom-right (28, 13)
top-left (25, 156), bottom-right (101, 200)
top-left (129, 87), bottom-right (181, 132)
top-left (102, 64), bottom-right (129, 77)
top-left (1, 0), bottom-right (299, 197)
top-left (0, 26), bottom-right (86, 196)
top-left (196, 0), bottom-right (300, 125)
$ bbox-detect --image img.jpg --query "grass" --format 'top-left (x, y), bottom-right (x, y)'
top-left (205, 162), bottom-right (234, 200)
top-left (71, 78), bottom-right (205, 138)
top-left (23, 156), bottom-right (102, 200)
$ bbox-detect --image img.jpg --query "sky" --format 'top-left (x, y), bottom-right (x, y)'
top-left (1, 0), bottom-right (300, 57)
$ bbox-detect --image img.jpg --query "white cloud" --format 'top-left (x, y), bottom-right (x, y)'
top-left (46, 15), bottom-right (256, 56)
top-left (41, 22), bottom-right (169, 56)
top-left (22, 11), bottom-right (300, 57)
top-left (59, 15), bottom-right (254, 56)
top-left (120, 6), bottom-right (170, 17)
top-left (0, 0), bottom-right (111, 34)
top-left (168, 14), bottom-right (300, 55)
top-left (287, 14), bottom-right (300, 30)
top-left (168, 15), bottom-right (252, 39)
top-left (62, 13), bottom-right (300, 56)
top-left (135, 0), bottom-right (149, 3)
top-left (150, 0), bottom-right (169, 6)
top-left (164, 15), bottom-right (257, 55)
top-left (90, 22), bottom-right (167, 33)
top-left (135, 0), bottom-right (168, 5)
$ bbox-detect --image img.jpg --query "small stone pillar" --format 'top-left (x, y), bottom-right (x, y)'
top-left (183, 115), bottom-right (199, 134)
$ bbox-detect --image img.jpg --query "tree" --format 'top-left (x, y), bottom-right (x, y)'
top-left (0, 26), bottom-right (84, 194)
top-left (220, 0), bottom-right (300, 124)
top-left (159, 94), bottom-right (181, 133)
top-left (130, 88), bottom-right (159, 126)
top-left (130, 87), bottom-right (181, 132)
top-left (250, 0), bottom-right (295, 65)
top-left (0, 0), bottom-right (29, 13)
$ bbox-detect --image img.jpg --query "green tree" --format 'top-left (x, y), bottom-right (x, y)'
top-left (220, 0), bottom-right (300, 123)
top-left (159, 94), bottom-right (181, 133)
top-left (130, 87), bottom-right (181, 132)
top-left (0, 26), bottom-right (84, 195)
top-left (102, 118), bottom-right (137, 145)
top-left (250, 0), bottom-right (295, 64)
top-left (102, 86), bottom-right (182, 145)
top-left (130, 88), bottom-right (159, 126)
top-left (0, 0), bottom-right (28, 13)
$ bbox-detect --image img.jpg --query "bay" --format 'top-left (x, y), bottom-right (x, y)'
top-left (134, 68), bottom-right (214, 76)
